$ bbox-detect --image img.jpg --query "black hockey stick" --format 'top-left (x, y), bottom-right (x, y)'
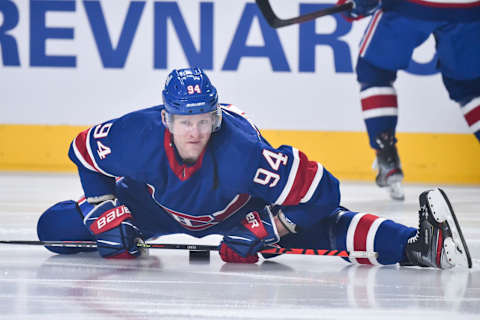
top-left (255, 0), bottom-right (353, 28)
top-left (0, 240), bottom-right (378, 259)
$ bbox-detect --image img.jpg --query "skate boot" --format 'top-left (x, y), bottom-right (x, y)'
top-left (373, 132), bottom-right (404, 200)
top-left (404, 188), bottom-right (472, 269)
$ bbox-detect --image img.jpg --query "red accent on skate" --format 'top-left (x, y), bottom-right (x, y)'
top-left (436, 230), bottom-right (443, 267)
top-left (386, 168), bottom-right (402, 179)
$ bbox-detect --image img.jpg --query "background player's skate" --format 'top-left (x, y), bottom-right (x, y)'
top-left (373, 132), bottom-right (405, 201)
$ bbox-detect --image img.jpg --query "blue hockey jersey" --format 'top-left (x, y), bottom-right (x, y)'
top-left (384, 0), bottom-right (480, 21)
top-left (68, 104), bottom-right (340, 238)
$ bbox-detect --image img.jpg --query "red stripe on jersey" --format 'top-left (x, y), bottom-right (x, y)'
top-left (214, 194), bottom-right (251, 221)
top-left (465, 104), bottom-right (480, 126)
top-left (164, 129), bottom-right (206, 181)
top-left (163, 207), bottom-right (213, 222)
top-left (359, 10), bottom-right (382, 56)
top-left (75, 128), bottom-right (97, 171)
top-left (77, 196), bottom-right (86, 205)
top-left (147, 184), bottom-right (154, 195)
top-left (353, 214), bottom-right (378, 265)
top-left (158, 194), bottom-right (250, 231)
top-left (408, 0), bottom-right (480, 8)
top-left (282, 151), bottom-right (318, 206)
top-left (361, 95), bottom-right (398, 111)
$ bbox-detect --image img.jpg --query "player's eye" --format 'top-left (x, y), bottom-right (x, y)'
top-left (179, 120), bottom-right (192, 127)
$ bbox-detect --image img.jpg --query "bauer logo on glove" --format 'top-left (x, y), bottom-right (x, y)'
top-left (90, 205), bottom-right (132, 235)
top-left (242, 211), bottom-right (268, 238)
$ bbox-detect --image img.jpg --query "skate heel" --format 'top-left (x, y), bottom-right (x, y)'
top-left (443, 237), bottom-right (457, 266)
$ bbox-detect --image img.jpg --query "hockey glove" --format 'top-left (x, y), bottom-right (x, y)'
top-left (337, 0), bottom-right (379, 20)
top-left (350, 0), bottom-right (380, 18)
top-left (83, 199), bottom-right (143, 259)
top-left (219, 207), bottom-right (280, 263)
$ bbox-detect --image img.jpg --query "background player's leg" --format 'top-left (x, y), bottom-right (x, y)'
top-left (435, 21), bottom-right (480, 142)
top-left (37, 199), bottom-right (96, 254)
top-left (441, 76), bottom-right (480, 141)
top-left (356, 11), bottom-right (435, 200)
top-left (357, 58), bottom-right (404, 200)
top-left (434, 20), bottom-right (480, 142)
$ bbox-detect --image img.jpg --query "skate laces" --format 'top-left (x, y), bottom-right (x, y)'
top-left (408, 207), bottom-right (428, 244)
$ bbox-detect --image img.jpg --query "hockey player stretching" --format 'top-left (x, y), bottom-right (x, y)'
top-left (343, 0), bottom-right (480, 200)
top-left (37, 67), bottom-right (471, 268)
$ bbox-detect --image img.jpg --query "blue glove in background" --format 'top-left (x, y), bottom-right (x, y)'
top-left (350, 0), bottom-right (380, 18)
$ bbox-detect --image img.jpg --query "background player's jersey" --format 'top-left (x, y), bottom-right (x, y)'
top-left (68, 104), bottom-right (340, 238)
top-left (383, 0), bottom-right (480, 21)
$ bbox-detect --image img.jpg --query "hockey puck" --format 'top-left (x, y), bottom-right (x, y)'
top-left (189, 250), bottom-right (210, 260)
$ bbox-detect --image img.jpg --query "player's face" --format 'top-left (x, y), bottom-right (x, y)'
top-left (171, 113), bottom-right (213, 163)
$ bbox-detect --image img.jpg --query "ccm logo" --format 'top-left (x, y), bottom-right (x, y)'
top-left (95, 205), bottom-right (131, 232)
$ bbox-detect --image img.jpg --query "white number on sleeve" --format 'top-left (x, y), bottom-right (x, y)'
top-left (97, 141), bottom-right (111, 159)
top-left (262, 149), bottom-right (288, 170)
top-left (253, 150), bottom-right (288, 187)
top-left (93, 123), bottom-right (112, 139)
top-left (93, 123), bottom-right (112, 159)
top-left (253, 168), bottom-right (280, 187)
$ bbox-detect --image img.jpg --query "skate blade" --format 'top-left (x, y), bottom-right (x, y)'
top-left (427, 189), bottom-right (472, 268)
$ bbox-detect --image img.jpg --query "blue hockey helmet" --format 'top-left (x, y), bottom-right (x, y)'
top-left (162, 67), bottom-right (221, 132)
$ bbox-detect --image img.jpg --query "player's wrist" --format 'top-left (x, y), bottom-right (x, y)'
top-left (86, 194), bottom-right (115, 205)
top-left (277, 209), bottom-right (299, 234)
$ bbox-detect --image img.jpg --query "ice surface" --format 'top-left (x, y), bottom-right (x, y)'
top-left (0, 172), bottom-right (479, 320)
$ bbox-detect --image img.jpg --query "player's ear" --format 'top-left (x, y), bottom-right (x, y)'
top-left (161, 110), bottom-right (168, 127)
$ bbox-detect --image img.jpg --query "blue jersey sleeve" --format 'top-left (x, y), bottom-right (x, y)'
top-left (248, 141), bottom-right (341, 229)
top-left (68, 106), bottom-right (165, 200)
top-left (218, 104), bottom-right (340, 228)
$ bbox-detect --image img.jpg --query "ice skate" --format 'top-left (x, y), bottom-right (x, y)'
top-left (404, 188), bottom-right (472, 269)
top-left (373, 132), bottom-right (404, 201)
